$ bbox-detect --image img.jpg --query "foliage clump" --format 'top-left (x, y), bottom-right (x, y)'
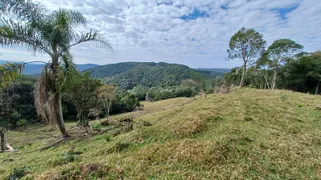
top-left (7, 166), bottom-right (29, 180)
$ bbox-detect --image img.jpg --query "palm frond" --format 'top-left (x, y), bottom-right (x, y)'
top-left (34, 65), bottom-right (55, 123)
top-left (0, 20), bottom-right (52, 56)
top-left (61, 30), bottom-right (111, 55)
top-left (0, 0), bottom-right (44, 21)
top-left (50, 9), bottom-right (87, 26)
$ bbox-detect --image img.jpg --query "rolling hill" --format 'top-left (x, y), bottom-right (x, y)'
top-left (86, 62), bottom-right (226, 90)
top-left (1, 88), bottom-right (321, 179)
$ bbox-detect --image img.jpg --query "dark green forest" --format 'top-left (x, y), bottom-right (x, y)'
top-left (86, 62), bottom-right (224, 100)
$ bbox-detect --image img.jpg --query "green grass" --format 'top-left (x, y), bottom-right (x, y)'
top-left (1, 88), bottom-right (321, 179)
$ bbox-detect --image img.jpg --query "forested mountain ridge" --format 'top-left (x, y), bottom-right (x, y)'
top-left (86, 62), bottom-right (225, 90)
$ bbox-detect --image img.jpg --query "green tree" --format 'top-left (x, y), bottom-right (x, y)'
top-left (64, 72), bottom-right (102, 126)
top-left (0, 0), bottom-right (109, 138)
top-left (97, 84), bottom-right (115, 124)
top-left (227, 28), bottom-right (266, 87)
top-left (279, 51), bottom-right (321, 94)
top-left (0, 76), bottom-right (37, 129)
top-left (0, 63), bottom-right (24, 152)
top-left (129, 85), bottom-right (149, 101)
top-left (258, 39), bottom-right (303, 90)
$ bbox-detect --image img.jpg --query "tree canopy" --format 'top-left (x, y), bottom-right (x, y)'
top-left (227, 27), bottom-right (266, 87)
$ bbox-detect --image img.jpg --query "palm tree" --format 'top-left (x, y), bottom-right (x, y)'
top-left (0, 0), bottom-right (110, 138)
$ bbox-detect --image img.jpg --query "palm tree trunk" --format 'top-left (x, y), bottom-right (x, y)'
top-left (271, 68), bottom-right (277, 90)
top-left (315, 81), bottom-right (320, 95)
top-left (52, 45), bottom-right (69, 138)
top-left (53, 91), bottom-right (69, 138)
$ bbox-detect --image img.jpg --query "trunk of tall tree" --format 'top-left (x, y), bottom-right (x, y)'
top-left (52, 44), bottom-right (69, 138)
top-left (106, 100), bottom-right (111, 125)
top-left (0, 129), bottom-right (5, 152)
top-left (263, 71), bottom-right (270, 89)
top-left (315, 81), bottom-right (320, 95)
top-left (271, 68), bottom-right (277, 90)
top-left (239, 61), bottom-right (247, 87)
top-left (53, 91), bottom-right (69, 138)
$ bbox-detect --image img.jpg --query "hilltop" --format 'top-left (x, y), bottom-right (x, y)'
top-left (86, 62), bottom-right (224, 90)
top-left (1, 88), bottom-right (321, 179)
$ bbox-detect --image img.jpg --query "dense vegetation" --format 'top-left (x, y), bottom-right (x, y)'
top-left (86, 62), bottom-right (223, 100)
top-left (223, 28), bottom-right (321, 96)
top-left (224, 50), bottom-right (321, 95)
top-left (0, 73), bottom-right (141, 129)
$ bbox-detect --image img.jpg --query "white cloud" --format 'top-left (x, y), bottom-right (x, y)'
top-left (1, 0), bottom-right (320, 68)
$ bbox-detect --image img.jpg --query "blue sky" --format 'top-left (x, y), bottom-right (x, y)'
top-left (1, 0), bottom-right (320, 68)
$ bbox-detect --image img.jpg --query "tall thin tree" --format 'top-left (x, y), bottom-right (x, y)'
top-left (227, 28), bottom-right (266, 87)
top-left (258, 39), bottom-right (303, 90)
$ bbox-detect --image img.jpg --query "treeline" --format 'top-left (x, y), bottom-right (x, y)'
top-left (0, 73), bottom-right (140, 129)
top-left (223, 28), bottom-right (321, 94)
top-left (225, 51), bottom-right (321, 94)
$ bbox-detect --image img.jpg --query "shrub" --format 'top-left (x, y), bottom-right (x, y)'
top-left (95, 134), bottom-right (111, 142)
top-left (92, 122), bottom-right (102, 130)
top-left (280, 93), bottom-right (289, 102)
top-left (50, 153), bottom-right (81, 166)
top-left (17, 119), bottom-right (28, 127)
top-left (7, 166), bottom-right (29, 180)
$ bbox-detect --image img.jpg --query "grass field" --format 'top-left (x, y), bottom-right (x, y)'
top-left (0, 88), bottom-right (321, 179)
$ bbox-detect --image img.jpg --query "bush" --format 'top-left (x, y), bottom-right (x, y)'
top-left (17, 119), bottom-right (28, 127)
top-left (50, 153), bottom-right (81, 166)
top-left (92, 122), bottom-right (102, 130)
top-left (7, 166), bottom-right (29, 180)
top-left (94, 134), bottom-right (111, 142)
top-left (280, 93), bottom-right (289, 102)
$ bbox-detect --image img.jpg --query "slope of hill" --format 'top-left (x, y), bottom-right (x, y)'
top-left (1, 88), bottom-right (321, 179)
top-left (85, 62), bottom-right (141, 78)
top-left (86, 62), bottom-right (219, 89)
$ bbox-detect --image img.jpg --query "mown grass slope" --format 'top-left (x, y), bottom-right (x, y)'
top-left (0, 88), bottom-right (321, 179)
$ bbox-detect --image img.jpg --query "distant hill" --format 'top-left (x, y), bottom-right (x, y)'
top-left (0, 60), bottom-right (99, 75)
top-left (86, 62), bottom-right (140, 78)
top-left (197, 68), bottom-right (230, 73)
top-left (86, 62), bottom-right (224, 90)
top-left (196, 68), bottom-right (230, 78)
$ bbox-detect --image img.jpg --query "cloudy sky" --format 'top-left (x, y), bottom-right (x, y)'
top-left (1, 0), bottom-right (321, 68)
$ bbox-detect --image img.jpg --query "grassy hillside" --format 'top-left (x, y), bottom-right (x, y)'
top-left (1, 88), bottom-right (321, 179)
